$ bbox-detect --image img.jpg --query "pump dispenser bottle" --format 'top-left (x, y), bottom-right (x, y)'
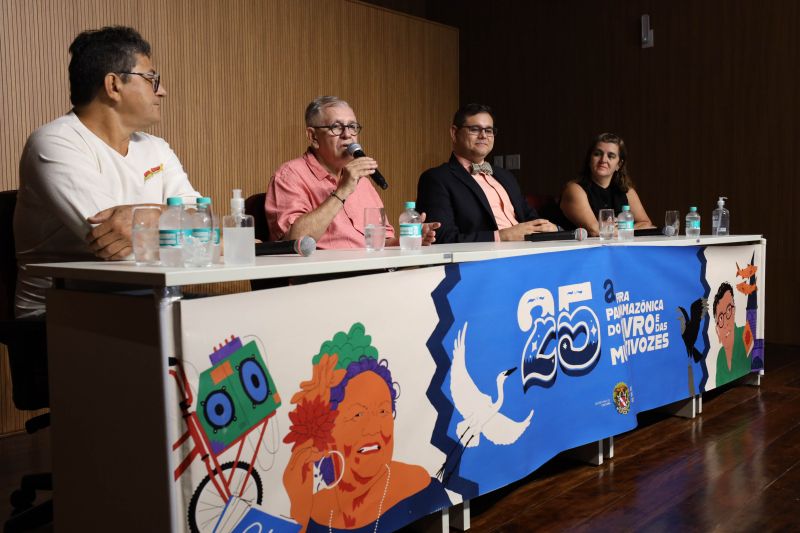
top-left (222, 189), bottom-right (255, 265)
top-left (712, 196), bottom-right (730, 236)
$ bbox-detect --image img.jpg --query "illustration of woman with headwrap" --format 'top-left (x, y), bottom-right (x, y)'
top-left (282, 323), bottom-right (450, 532)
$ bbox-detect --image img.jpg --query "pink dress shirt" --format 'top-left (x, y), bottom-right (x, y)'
top-left (266, 150), bottom-right (394, 249)
top-left (454, 154), bottom-right (518, 241)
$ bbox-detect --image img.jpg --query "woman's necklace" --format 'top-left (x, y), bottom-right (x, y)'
top-left (329, 463), bottom-right (391, 533)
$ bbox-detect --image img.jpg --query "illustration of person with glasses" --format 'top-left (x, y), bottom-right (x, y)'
top-left (266, 96), bottom-right (438, 249)
top-left (416, 103), bottom-right (558, 243)
top-left (713, 282), bottom-right (754, 387)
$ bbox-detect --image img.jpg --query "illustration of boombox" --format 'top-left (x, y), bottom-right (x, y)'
top-left (197, 336), bottom-right (281, 455)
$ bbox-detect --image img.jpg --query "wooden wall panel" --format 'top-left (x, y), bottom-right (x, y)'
top-left (428, 0), bottom-right (796, 345)
top-left (0, 0), bottom-right (457, 434)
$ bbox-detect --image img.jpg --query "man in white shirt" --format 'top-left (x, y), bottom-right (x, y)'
top-left (14, 26), bottom-right (200, 317)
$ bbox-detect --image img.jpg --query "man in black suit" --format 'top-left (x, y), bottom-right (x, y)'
top-left (416, 103), bottom-right (557, 243)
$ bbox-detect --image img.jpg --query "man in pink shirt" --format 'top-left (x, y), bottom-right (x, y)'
top-left (267, 96), bottom-right (438, 249)
top-left (416, 103), bottom-right (557, 243)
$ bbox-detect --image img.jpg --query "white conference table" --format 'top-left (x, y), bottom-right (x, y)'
top-left (27, 234), bottom-right (764, 532)
top-left (29, 234), bottom-right (756, 287)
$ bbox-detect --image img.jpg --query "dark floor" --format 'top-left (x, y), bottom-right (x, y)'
top-left (3, 344), bottom-right (799, 532)
top-left (429, 342), bottom-right (800, 532)
top-left (0, 427), bottom-right (50, 531)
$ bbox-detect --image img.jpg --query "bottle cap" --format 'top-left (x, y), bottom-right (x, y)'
top-left (717, 196), bottom-right (727, 207)
top-left (404, 201), bottom-right (416, 209)
top-left (197, 197), bottom-right (211, 205)
top-left (690, 206), bottom-right (697, 211)
top-left (622, 205), bottom-right (630, 211)
top-left (167, 197), bottom-right (183, 206)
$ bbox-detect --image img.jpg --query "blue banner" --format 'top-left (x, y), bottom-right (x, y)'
top-left (427, 246), bottom-right (709, 498)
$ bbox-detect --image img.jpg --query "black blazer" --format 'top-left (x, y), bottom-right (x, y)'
top-left (416, 154), bottom-right (540, 243)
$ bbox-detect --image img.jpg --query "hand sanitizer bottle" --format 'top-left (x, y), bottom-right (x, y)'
top-left (712, 196), bottom-right (730, 236)
top-left (222, 189), bottom-right (255, 265)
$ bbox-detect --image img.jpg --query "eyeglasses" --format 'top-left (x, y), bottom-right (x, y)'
top-left (716, 302), bottom-right (734, 328)
top-left (118, 71), bottom-right (161, 93)
top-left (460, 125), bottom-right (498, 137)
top-left (312, 122), bottom-right (362, 136)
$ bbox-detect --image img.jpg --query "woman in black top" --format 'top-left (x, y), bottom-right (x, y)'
top-left (560, 133), bottom-right (653, 236)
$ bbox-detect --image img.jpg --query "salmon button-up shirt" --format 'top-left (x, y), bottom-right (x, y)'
top-left (267, 150), bottom-right (395, 249)
top-left (455, 154), bottom-right (518, 241)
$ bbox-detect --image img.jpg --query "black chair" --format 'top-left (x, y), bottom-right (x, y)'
top-left (525, 192), bottom-right (571, 230)
top-left (244, 192), bottom-right (270, 244)
top-left (244, 192), bottom-right (288, 291)
top-left (0, 189), bottom-right (53, 532)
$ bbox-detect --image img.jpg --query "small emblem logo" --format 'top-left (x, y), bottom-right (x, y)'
top-left (143, 163), bottom-right (164, 181)
top-left (613, 382), bottom-right (633, 414)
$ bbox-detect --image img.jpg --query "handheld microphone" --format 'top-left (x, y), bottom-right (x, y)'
top-left (346, 143), bottom-right (389, 190)
top-left (255, 236), bottom-right (316, 257)
top-left (524, 229), bottom-right (588, 242)
top-left (574, 228), bottom-right (588, 241)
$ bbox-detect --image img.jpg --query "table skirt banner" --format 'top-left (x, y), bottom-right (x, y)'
top-left (172, 243), bottom-right (763, 532)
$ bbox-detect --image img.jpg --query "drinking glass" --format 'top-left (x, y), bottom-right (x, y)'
top-left (598, 209), bottom-right (615, 241)
top-left (664, 210), bottom-right (680, 237)
top-left (364, 207), bottom-right (386, 251)
top-left (131, 206), bottom-right (161, 265)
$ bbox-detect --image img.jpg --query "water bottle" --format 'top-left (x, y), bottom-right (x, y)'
top-left (711, 196), bottom-right (730, 236)
top-left (223, 189), bottom-right (255, 265)
top-left (616, 205), bottom-right (634, 241)
top-left (159, 197), bottom-right (185, 267)
top-left (686, 206), bottom-right (701, 237)
top-left (211, 208), bottom-right (222, 264)
top-left (185, 197), bottom-right (213, 267)
top-left (399, 201), bottom-right (422, 250)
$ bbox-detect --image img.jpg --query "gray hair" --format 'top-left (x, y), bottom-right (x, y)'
top-left (305, 95), bottom-right (350, 126)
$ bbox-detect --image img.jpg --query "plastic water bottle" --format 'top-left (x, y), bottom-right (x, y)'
top-left (617, 205), bottom-right (634, 241)
top-left (223, 189), bottom-right (255, 265)
top-left (185, 197), bottom-right (213, 267)
top-left (211, 208), bottom-right (222, 264)
top-left (711, 197), bottom-right (730, 236)
top-left (686, 206), bottom-right (701, 237)
top-left (399, 201), bottom-right (422, 250)
top-left (159, 197), bottom-right (185, 267)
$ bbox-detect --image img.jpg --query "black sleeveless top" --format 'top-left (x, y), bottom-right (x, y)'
top-left (560, 179), bottom-right (629, 230)
top-left (579, 179), bottom-right (628, 215)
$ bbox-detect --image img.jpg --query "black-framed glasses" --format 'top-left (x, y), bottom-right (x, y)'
top-left (118, 71), bottom-right (161, 93)
top-left (461, 125), bottom-right (498, 137)
top-left (312, 122), bottom-right (362, 136)
top-left (716, 302), bottom-right (734, 328)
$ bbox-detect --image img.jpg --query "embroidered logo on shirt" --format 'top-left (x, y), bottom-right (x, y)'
top-left (143, 164), bottom-right (164, 182)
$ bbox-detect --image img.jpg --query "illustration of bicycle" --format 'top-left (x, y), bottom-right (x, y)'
top-left (169, 335), bottom-right (281, 532)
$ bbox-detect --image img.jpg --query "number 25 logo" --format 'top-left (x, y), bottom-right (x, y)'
top-left (517, 282), bottom-right (601, 392)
